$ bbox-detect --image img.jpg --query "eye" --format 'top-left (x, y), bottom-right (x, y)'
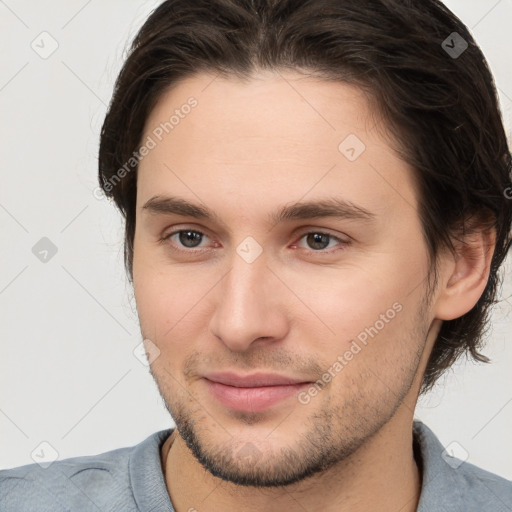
top-left (161, 229), bottom-right (210, 250)
top-left (160, 228), bottom-right (350, 255)
top-left (294, 231), bottom-right (349, 253)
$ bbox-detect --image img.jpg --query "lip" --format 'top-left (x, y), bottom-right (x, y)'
top-left (202, 372), bottom-right (311, 412)
top-left (203, 372), bottom-right (309, 387)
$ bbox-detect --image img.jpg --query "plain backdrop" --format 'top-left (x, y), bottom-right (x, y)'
top-left (1, 0), bottom-right (511, 479)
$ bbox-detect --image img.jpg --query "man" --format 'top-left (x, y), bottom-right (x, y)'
top-left (1, 0), bottom-right (511, 510)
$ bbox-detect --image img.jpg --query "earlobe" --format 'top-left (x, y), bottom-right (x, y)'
top-left (434, 226), bottom-right (496, 321)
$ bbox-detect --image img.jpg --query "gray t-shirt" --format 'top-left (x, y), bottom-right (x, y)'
top-left (1, 421), bottom-right (510, 511)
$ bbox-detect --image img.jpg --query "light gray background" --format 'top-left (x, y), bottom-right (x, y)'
top-left (1, 0), bottom-right (511, 479)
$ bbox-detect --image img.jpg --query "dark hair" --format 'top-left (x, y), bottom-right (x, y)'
top-left (98, 0), bottom-right (512, 392)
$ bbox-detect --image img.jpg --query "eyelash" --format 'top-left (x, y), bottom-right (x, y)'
top-left (159, 228), bottom-right (350, 256)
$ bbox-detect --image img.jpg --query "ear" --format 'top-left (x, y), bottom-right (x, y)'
top-left (434, 222), bottom-right (496, 321)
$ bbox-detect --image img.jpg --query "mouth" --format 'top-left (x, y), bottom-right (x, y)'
top-left (202, 372), bottom-right (312, 412)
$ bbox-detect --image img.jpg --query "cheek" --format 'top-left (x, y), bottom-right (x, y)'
top-left (290, 253), bottom-right (427, 377)
top-left (308, 302), bottom-right (423, 411)
top-left (132, 250), bottom-right (219, 359)
top-left (283, 260), bottom-right (413, 343)
top-left (134, 271), bottom-right (198, 337)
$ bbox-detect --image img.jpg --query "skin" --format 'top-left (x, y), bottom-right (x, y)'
top-left (132, 70), bottom-right (495, 512)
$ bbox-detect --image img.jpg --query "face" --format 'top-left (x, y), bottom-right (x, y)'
top-left (133, 71), bottom-right (437, 487)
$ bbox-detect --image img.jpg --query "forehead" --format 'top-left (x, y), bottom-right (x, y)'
top-left (137, 71), bottom-right (417, 218)
top-left (142, 71), bottom-right (376, 158)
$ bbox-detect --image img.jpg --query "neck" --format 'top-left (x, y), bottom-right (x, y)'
top-left (162, 408), bottom-right (422, 512)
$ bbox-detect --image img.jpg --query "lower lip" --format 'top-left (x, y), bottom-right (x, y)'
top-left (204, 379), bottom-right (309, 412)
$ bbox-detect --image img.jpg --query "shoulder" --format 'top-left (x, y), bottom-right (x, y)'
top-left (457, 459), bottom-right (512, 503)
top-left (0, 445), bottom-right (134, 512)
top-left (0, 430), bottom-right (171, 512)
top-left (414, 421), bottom-right (512, 511)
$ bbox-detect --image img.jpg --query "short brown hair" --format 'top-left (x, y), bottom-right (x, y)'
top-left (98, 0), bottom-right (512, 392)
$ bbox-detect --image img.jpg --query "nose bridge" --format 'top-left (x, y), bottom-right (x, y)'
top-left (222, 249), bottom-right (271, 319)
top-left (209, 246), bottom-right (287, 351)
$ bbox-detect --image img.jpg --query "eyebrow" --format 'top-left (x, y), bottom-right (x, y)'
top-left (141, 195), bottom-right (376, 226)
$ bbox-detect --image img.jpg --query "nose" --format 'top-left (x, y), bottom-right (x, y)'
top-left (208, 249), bottom-right (289, 352)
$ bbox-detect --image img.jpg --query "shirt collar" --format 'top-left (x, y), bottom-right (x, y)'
top-left (128, 421), bottom-right (504, 512)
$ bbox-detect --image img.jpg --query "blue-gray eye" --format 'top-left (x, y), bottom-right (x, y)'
top-left (177, 230), bottom-right (203, 248)
top-left (306, 233), bottom-right (331, 250)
